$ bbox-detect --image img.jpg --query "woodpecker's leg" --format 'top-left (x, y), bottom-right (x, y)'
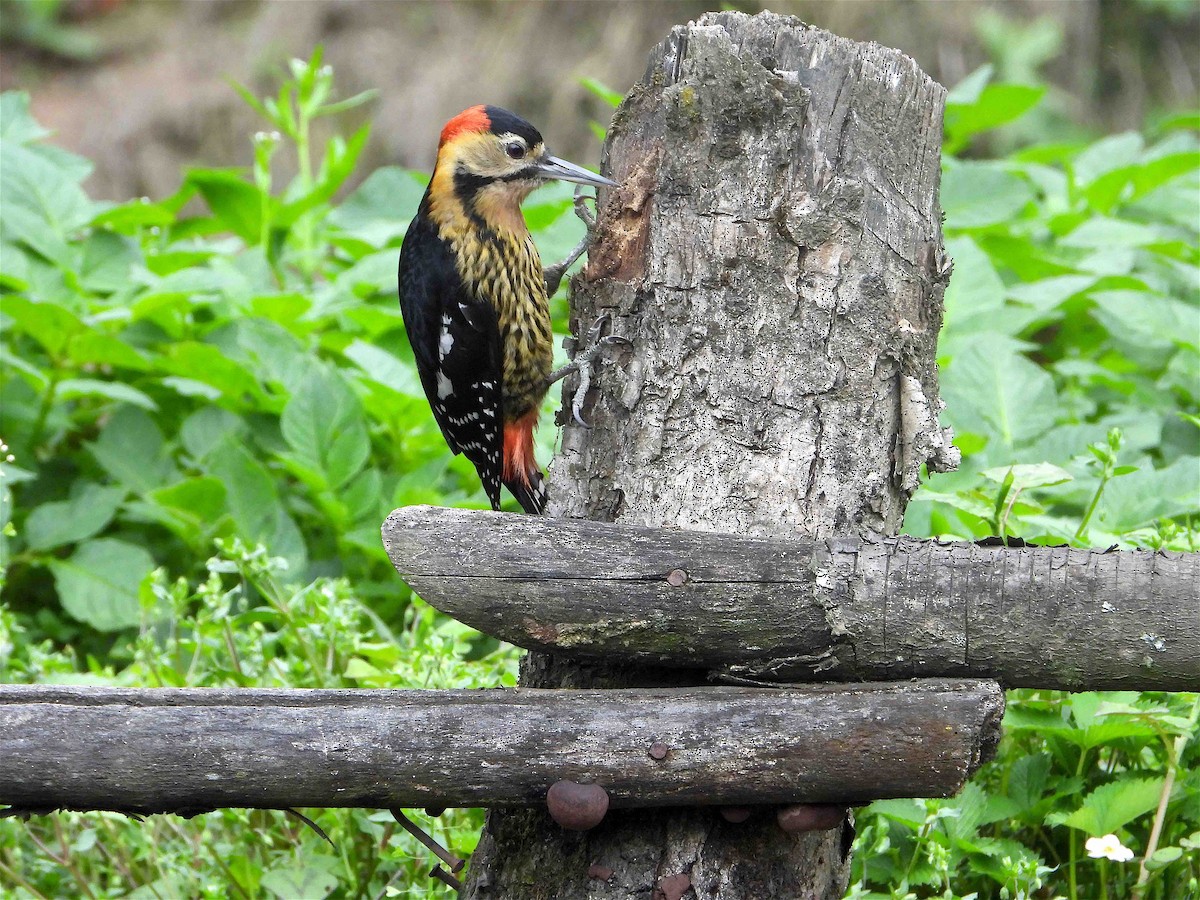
top-left (543, 184), bottom-right (600, 296)
top-left (547, 312), bottom-right (630, 427)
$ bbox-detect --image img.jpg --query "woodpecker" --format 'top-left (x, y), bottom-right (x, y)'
top-left (398, 105), bottom-right (616, 514)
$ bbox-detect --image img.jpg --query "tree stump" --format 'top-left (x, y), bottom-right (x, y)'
top-left (464, 10), bottom-right (958, 899)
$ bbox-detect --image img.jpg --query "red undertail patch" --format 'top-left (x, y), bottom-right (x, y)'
top-left (502, 410), bottom-right (540, 489)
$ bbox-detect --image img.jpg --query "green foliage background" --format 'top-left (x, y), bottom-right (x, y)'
top-left (1, 43), bottom-right (1197, 900)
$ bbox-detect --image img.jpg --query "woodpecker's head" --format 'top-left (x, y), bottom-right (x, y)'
top-left (429, 105), bottom-right (615, 233)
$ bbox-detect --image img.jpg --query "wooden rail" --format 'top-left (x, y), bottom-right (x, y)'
top-left (0, 681), bottom-right (1001, 815)
top-left (384, 506), bottom-right (1200, 691)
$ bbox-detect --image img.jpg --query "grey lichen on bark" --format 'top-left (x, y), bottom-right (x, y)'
top-left (465, 10), bottom-right (959, 899)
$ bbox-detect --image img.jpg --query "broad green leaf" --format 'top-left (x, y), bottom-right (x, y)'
top-left (1072, 132), bottom-right (1144, 188)
top-left (0, 92), bottom-right (50, 143)
top-left (0, 141), bottom-right (98, 263)
top-left (260, 863), bottom-right (338, 900)
top-left (1052, 777), bottom-right (1165, 835)
top-left (1061, 217), bottom-right (1165, 248)
top-left (77, 230), bottom-right (139, 293)
top-left (980, 463), bottom-right (1072, 491)
top-left (24, 482), bottom-right (126, 551)
top-left (1090, 290), bottom-right (1199, 351)
top-left (186, 169), bottom-right (263, 244)
top-left (946, 65), bottom-right (994, 106)
top-left (280, 364), bottom-right (370, 489)
top-left (140, 477), bottom-right (228, 540)
top-left (2, 295), bottom-right (86, 357)
top-left (941, 336), bottom-right (1058, 458)
top-left (942, 161), bottom-right (1035, 229)
top-left (180, 407), bottom-right (247, 462)
top-left (945, 83), bottom-right (1044, 152)
top-left (88, 406), bottom-right (177, 494)
top-left (205, 438), bottom-right (307, 573)
top-left (48, 537), bottom-right (155, 631)
top-left (1095, 456), bottom-right (1200, 531)
top-left (160, 341), bottom-right (262, 403)
top-left (328, 166), bottom-right (427, 246)
top-left (56, 378), bottom-right (158, 411)
top-left (342, 340), bottom-right (423, 397)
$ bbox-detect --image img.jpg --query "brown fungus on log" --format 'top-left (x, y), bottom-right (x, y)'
top-left (546, 780), bottom-right (610, 831)
top-left (777, 804), bottom-right (845, 833)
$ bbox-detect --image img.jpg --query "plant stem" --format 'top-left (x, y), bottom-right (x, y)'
top-left (1074, 473), bottom-right (1109, 543)
top-left (1134, 696), bottom-right (1200, 899)
top-left (29, 368), bottom-right (62, 452)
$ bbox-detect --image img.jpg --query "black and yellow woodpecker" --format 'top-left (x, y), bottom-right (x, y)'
top-left (397, 105), bottom-right (615, 514)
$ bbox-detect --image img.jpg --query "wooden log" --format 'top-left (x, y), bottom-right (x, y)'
top-left (384, 507), bottom-right (1200, 691)
top-left (0, 681), bottom-right (1001, 815)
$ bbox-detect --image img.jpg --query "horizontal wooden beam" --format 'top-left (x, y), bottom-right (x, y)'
top-left (0, 681), bottom-right (1001, 815)
top-left (383, 506), bottom-right (1200, 690)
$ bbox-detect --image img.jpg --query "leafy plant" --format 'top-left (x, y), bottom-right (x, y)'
top-left (853, 63), bottom-right (1199, 900)
top-left (0, 49), bottom-right (588, 895)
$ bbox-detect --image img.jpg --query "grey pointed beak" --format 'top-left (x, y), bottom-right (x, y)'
top-left (534, 154), bottom-right (618, 188)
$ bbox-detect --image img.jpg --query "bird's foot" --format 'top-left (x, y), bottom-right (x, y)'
top-left (542, 184), bottom-right (602, 296)
top-left (547, 313), bottom-right (630, 427)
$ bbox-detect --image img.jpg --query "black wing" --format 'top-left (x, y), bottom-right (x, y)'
top-left (398, 209), bottom-right (505, 510)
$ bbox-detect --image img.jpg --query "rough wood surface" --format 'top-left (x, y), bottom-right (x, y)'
top-left (384, 507), bottom-right (1200, 691)
top-left (466, 11), bottom-right (959, 900)
top-left (0, 682), bottom-right (1000, 814)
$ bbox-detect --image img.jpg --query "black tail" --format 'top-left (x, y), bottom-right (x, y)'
top-left (504, 470), bottom-right (548, 515)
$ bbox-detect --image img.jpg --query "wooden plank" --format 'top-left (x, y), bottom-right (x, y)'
top-left (0, 681), bottom-right (1001, 815)
top-left (383, 506), bottom-right (1200, 691)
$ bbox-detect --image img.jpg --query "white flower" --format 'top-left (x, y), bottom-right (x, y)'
top-left (1086, 834), bottom-right (1135, 862)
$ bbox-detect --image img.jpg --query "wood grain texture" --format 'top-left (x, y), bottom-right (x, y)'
top-left (384, 507), bottom-right (1200, 690)
top-left (467, 10), bottom-right (961, 899)
top-left (0, 681), bottom-right (1001, 814)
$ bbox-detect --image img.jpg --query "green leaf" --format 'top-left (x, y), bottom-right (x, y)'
top-left (260, 863), bottom-right (338, 900)
top-left (205, 438), bottom-right (307, 573)
top-left (48, 537), bottom-right (155, 631)
top-left (88, 406), bottom-right (177, 494)
top-left (56, 378), bottom-right (158, 411)
top-left (1, 295), bottom-right (85, 357)
top-left (280, 364), bottom-right (370, 489)
top-left (1061, 217), bottom-right (1165, 248)
top-left (342, 340), bottom-right (423, 397)
top-left (327, 166), bottom-right (426, 246)
top-left (0, 140), bottom-right (97, 263)
top-left (1052, 777), bottom-right (1165, 835)
top-left (980, 463), bottom-right (1073, 491)
top-left (160, 341), bottom-right (262, 404)
top-left (0, 92), bottom-right (50, 143)
top-left (24, 482), bottom-right (126, 551)
top-left (186, 169), bottom-right (263, 244)
top-left (946, 65), bottom-right (994, 106)
top-left (941, 336), bottom-right (1058, 458)
top-left (945, 83), bottom-right (1045, 153)
top-left (942, 161), bottom-right (1035, 229)
top-left (1145, 846), bottom-right (1184, 871)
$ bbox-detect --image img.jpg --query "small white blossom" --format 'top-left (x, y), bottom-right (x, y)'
top-left (1086, 834), bottom-right (1135, 862)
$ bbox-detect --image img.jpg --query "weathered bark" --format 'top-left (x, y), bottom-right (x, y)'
top-left (384, 507), bottom-right (1200, 691)
top-left (466, 11), bottom-right (958, 900)
top-left (0, 682), bottom-right (1001, 815)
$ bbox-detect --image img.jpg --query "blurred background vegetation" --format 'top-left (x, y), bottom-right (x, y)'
top-left (1, 0), bottom-right (1197, 198)
top-left (0, 2), bottom-right (1197, 899)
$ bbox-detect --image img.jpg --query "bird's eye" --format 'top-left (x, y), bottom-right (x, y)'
top-left (505, 143), bottom-right (525, 160)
